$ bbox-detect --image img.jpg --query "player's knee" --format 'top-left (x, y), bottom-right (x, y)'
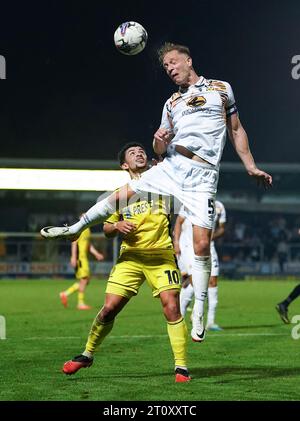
top-left (99, 304), bottom-right (116, 322)
top-left (163, 302), bottom-right (181, 321)
top-left (193, 238), bottom-right (210, 256)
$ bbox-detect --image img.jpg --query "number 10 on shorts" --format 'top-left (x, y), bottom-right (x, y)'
top-left (165, 270), bottom-right (180, 284)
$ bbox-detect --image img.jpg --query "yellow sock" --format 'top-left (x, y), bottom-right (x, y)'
top-left (84, 317), bottom-right (114, 355)
top-left (78, 292), bottom-right (85, 305)
top-left (65, 282), bottom-right (79, 296)
top-left (167, 317), bottom-right (188, 368)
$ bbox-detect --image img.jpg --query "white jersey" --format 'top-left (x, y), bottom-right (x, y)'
top-left (161, 77), bottom-right (237, 167)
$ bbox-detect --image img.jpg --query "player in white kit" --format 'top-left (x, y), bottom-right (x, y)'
top-left (40, 42), bottom-right (272, 343)
top-left (174, 202), bottom-right (226, 333)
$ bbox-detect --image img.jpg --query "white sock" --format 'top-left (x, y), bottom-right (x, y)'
top-left (175, 365), bottom-right (188, 371)
top-left (180, 283), bottom-right (194, 317)
top-left (82, 350), bottom-right (93, 359)
top-left (207, 286), bottom-right (218, 326)
top-left (68, 198), bottom-right (115, 235)
top-left (192, 255), bottom-right (211, 320)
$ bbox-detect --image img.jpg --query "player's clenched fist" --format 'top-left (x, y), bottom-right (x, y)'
top-left (153, 128), bottom-right (174, 155)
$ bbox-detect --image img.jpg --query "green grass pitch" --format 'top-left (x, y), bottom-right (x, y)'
top-left (1, 278), bottom-right (300, 401)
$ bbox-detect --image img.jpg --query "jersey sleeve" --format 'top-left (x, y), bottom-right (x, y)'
top-left (225, 82), bottom-right (238, 117)
top-left (160, 101), bottom-right (173, 131)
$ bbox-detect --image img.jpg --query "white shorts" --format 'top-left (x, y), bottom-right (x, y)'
top-left (129, 151), bottom-right (218, 229)
top-left (178, 241), bottom-right (219, 277)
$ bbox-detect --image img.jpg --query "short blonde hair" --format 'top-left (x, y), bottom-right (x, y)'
top-left (158, 42), bottom-right (191, 65)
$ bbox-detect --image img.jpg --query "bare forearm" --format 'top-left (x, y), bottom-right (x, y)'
top-left (173, 227), bottom-right (181, 245)
top-left (71, 241), bottom-right (77, 259)
top-left (173, 217), bottom-right (184, 245)
top-left (89, 244), bottom-right (100, 256)
top-left (103, 223), bottom-right (118, 238)
top-left (153, 138), bottom-right (168, 155)
top-left (212, 226), bottom-right (225, 240)
top-left (231, 129), bottom-right (257, 174)
top-left (227, 113), bottom-right (272, 187)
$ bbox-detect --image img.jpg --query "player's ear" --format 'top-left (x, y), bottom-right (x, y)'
top-left (187, 56), bottom-right (192, 67)
top-left (121, 162), bottom-right (129, 170)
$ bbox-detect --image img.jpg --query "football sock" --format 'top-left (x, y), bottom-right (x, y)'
top-left (65, 282), bottom-right (79, 296)
top-left (78, 292), bottom-right (85, 305)
top-left (192, 255), bottom-right (211, 320)
top-left (175, 365), bottom-right (188, 371)
top-left (84, 316), bottom-right (114, 355)
top-left (207, 286), bottom-right (218, 326)
top-left (283, 283), bottom-right (300, 307)
top-left (68, 198), bottom-right (116, 235)
top-left (179, 283), bottom-right (194, 317)
top-left (167, 317), bottom-right (188, 368)
top-left (82, 350), bottom-right (93, 359)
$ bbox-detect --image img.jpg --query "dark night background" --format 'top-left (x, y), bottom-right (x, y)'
top-left (0, 0), bottom-right (299, 163)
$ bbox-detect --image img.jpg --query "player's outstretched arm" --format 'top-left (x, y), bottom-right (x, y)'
top-left (89, 244), bottom-right (104, 261)
top-left (227, 113), bottom-right (272, 189)
top-left (70, 241), bottom-right (78, 268)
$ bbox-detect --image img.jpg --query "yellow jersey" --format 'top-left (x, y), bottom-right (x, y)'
top-left (105, 194), bottom-right (173, 251)
top-left (76, 228), bottom-right (91, 261)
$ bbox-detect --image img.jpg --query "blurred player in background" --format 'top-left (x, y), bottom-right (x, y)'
top-left (276, 228), bottom-right (300, 324)
top-left (276, 284), bottom-right (300, 324)
top-left (41, 42), bottom-right (272, 344)
top-left (62, 143), bottom-right (190, 383)
top-left (174, 201), bottom-right (226, 331)
top-left (59, 224), bottom-right (104, 310)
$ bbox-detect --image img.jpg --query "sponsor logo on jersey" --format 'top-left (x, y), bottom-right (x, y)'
top-left (122, 207), bottom-right (132, 219)
top-left (186, 96), bottom-right (206, 107)
top-left (182, 107), bottom-right (211, 116)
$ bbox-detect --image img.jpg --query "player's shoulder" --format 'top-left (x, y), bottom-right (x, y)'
top-left (206, 78), bottom-right (233, 92)
top-left (165, 90), bottom-right (182, 109)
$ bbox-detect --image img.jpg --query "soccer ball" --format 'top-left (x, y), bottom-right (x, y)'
top-left (114, 21), bottom-right (148, 56)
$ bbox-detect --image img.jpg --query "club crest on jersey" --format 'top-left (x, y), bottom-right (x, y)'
top-left (186, 96), bottom-right (206, 107)
top-left (169, 92), bottom-right (182, 109)
top-left (122, 207), bottom-right (132, 219)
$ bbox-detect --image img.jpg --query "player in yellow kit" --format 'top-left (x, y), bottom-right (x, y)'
top-left (59, 226), bottom-right (104, 310)
top-left (62, 142), bottom-right (190, 382)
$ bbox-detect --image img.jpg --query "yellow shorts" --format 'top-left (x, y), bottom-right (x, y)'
top-left (75, 258), bottom-right (90, 280)
top-left (106, 249), bottom-right (181, 299)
